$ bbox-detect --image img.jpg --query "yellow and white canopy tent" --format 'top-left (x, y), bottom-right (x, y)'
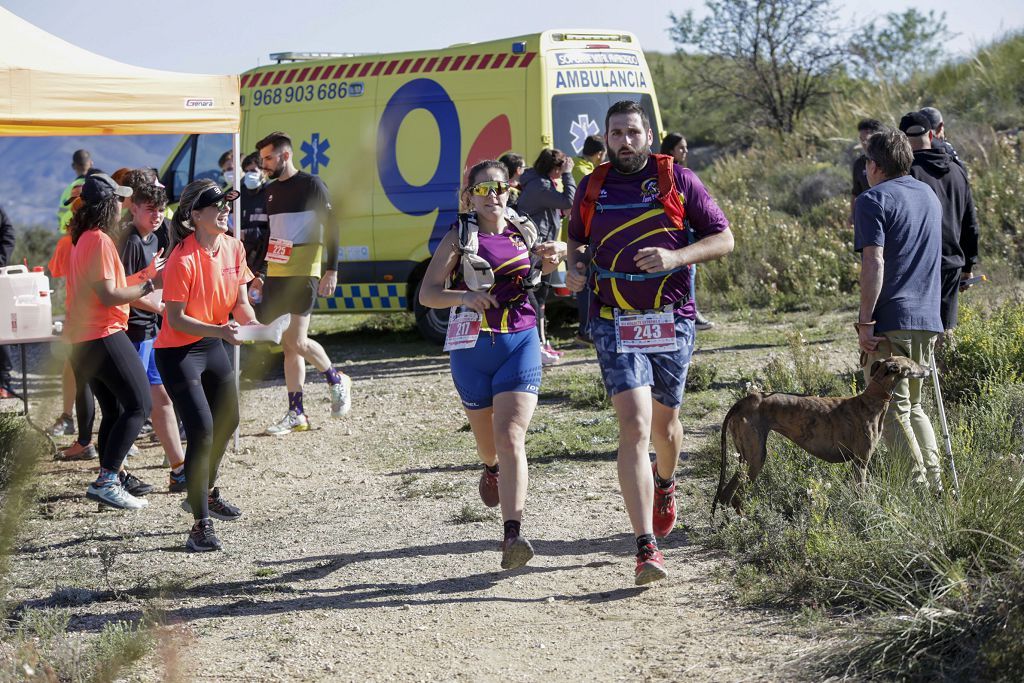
top-left (0, 6), bottom-right (238, 136)
top-left (0, 5), bottom-right (245, 444)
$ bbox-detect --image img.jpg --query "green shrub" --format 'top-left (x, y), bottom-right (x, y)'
top-left (685, 360), bottom-right (718, 392)
top-left (938, 299), bottom-right (1024, 402)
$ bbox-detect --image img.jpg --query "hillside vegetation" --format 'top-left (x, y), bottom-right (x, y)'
top-left (655, 32), bottom-right (1024, 680)
top-left (647, 33), bottom-right (1024, 314)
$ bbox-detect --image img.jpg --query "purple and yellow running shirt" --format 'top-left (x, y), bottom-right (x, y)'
top-left (451, 220), bottom-right (537, 334)
top-left (567, 156), bottom-right (729, 319)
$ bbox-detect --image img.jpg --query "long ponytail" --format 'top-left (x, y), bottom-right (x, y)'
top-left (169, 179), bottom-right (219, 251)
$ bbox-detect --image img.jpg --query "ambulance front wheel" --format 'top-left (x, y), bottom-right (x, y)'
top-left (413, 282), bottom-right (450, 344)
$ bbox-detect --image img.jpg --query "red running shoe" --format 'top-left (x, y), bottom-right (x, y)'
top-left (635, 542), bottom-right (668, 585)
top-left (652, 463), bottom-right (677, 538)
top-left (478, 466), bottom-right (499, 507)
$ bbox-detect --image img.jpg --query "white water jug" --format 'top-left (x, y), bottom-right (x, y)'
top-left (0, 265), bottom-right (53, 341)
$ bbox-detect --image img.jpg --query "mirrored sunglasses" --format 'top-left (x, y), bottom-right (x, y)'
top-left (468, 180), bottom-right (510, 197)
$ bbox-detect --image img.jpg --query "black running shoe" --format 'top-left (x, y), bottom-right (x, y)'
top-left (186, 518), bottom-right (222, 552)
top-left (208, 487), bottom-right (242, 521)
top-left (119, 470), bottom-right (155, 497)
top-left (168, 468), bottom-right (187, 493)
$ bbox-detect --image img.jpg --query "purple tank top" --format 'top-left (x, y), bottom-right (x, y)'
top-left (453, 221), bottom-right (537, 333)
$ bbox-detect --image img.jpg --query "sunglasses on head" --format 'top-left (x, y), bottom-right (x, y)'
top-left (468, 180), bottom-right (510, 197)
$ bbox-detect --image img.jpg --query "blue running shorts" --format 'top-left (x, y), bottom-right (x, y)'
top-left (449, 328), bottom-right (542, 410)
top-left (131, 338), bottom-right (163, 386)
top-left (591, 314), bottom-right (695, 409)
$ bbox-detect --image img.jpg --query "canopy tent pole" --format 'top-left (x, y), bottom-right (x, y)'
top-left (232, 131), bottom-right (242, 453)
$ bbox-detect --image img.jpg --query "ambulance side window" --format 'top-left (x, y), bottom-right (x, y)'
top-left (161, 137), bottom-right (195, 204)
top-left (193, 134), bottom-right (233, 187)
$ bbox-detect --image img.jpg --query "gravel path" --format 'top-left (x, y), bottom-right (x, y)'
top-left (6, 318), bottom-right (855, 681)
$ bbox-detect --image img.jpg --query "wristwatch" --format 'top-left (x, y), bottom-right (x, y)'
top-left (141, 279), bottom-right (155, 296)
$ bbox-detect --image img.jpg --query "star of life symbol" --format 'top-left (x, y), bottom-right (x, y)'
top-left (569, 114), bottom-right (600, 154)
top-left (300, 133), bottom-right (331, 175)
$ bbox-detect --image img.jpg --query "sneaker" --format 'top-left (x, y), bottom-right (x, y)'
top-left (138, 418), bottom-right (154, 438)
top-left (168, 468), bottom-right (187, 493)
top-left (208, 487), bottom-right (242, 521)
top-left (330, 373), bottom-right (353, 418)
top-left (500, 534), bottom-right (535, 570)
top-left (694, 311), bottom-right (714, 331)
top-left (86, 481), bottom-right (149, 510)
top-left (540, 347), bottom-right (560, 366)
top-left (119, 470), bottom-right (154, 497)
top-left (48, 413), bottom-right (75, 437)
top-left (479, 466), bottom-right (499, 507)
top-left (57, 442), bottom-right (97, 461)
top-left (126, 444), bottom-right (140, 458)
top-left (186, 518), bottom-right (223, 552)
top-left (0, 386), bottom-right (15, 400)
top-left (652, 463), bottom-right (677, 539)
top-left (542, 343), bottom-right (564, 358)
top-left (635, 542), bottom-right (668, 586)
top-left (266, 410), bottom-right (310, 435)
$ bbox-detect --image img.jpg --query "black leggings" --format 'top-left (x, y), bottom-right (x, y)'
top-left (70, 332), bottom-right (151, 472)
top-left (155, 337), bottom-right (239, 521)
top-left (74, 380), bottom-right (95, 448)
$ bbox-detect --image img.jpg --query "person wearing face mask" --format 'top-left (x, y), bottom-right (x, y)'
top-left (154, 179), bottom-right (258, 551)
top-left (238, 152), bottom-right (270, 276)
top-left (219, 150), bottom-right (235, 189)
top-left (419, 159), bottom-right (566, 570)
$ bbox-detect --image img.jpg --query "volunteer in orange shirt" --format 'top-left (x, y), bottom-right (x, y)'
top-left (50, 191), bottom-right (98, 462)
top-left (154, 179), bottom-right (257, 552)
top-left (66, 174), bottom-right (157, 510)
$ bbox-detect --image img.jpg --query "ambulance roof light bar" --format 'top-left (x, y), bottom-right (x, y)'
top-left (551, 33), bottom-right (631, 43)
top-left (269, 51), bottom-right (369, 63)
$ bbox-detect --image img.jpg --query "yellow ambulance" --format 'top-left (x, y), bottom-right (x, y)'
top-left (159, 29), bottom-right (663, 341)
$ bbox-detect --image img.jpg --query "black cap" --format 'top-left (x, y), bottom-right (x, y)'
top-left (188, 185), bottom-right (240, 215)
top-left (65, 173), bottom-right (132, 206)
top-left (899, 111), bottom-right (930, 137)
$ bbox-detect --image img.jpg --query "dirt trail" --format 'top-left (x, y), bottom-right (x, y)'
top-left (8, 317), bottom-right (855, 681)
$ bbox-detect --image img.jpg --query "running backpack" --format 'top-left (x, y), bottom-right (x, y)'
top-left (456, 209), bottom-right (541, 292)
top-left (578, 153), bottom-right (686, 237)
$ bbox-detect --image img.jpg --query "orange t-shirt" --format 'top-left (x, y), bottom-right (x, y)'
top-left (155, 234), bottom-right (254, 348)
top-left (65, 229), bottom-right (129, 343)
top-left (48, 234), bottom-right (73, 279)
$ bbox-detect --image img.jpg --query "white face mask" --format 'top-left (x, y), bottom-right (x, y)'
top-left (223, 170), bottom-right (235, 186)
top-left (243, 171), bottom-right (262, 190)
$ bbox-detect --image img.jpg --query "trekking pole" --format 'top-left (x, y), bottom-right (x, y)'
top-left (930, 361), bottom-right (959, 494)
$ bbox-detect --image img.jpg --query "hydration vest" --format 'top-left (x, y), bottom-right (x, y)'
top-left (456, 209), bottom-right (541, 292)
top-left (578, 153), bottom-right (686, 237)
top-left (578, 153), bottom-right (689, 283)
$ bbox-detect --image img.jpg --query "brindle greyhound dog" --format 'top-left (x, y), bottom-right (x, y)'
top-left (712, 355), bottom-right (929, 517)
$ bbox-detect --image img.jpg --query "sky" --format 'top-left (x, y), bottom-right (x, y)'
top-left (3, 0), bottom-right (1022, 75)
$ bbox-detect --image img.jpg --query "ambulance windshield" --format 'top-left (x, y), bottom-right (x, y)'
top-left (551, 93), bottom-right (659, 158)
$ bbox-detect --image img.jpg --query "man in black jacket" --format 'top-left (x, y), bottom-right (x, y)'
top-left (0, 204), bottom-right (14, 397)
top-left (919, 107), bottom-right (966, 175)
top-left (899, 111), bottom-right (979, 332)
top-left (851, 118), bottom-right (884, 223)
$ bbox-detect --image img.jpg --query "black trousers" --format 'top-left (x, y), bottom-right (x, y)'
top-left (155, 337), bottom-right (238, 521)
top-left (70, 332), bottom-right (150, 472)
